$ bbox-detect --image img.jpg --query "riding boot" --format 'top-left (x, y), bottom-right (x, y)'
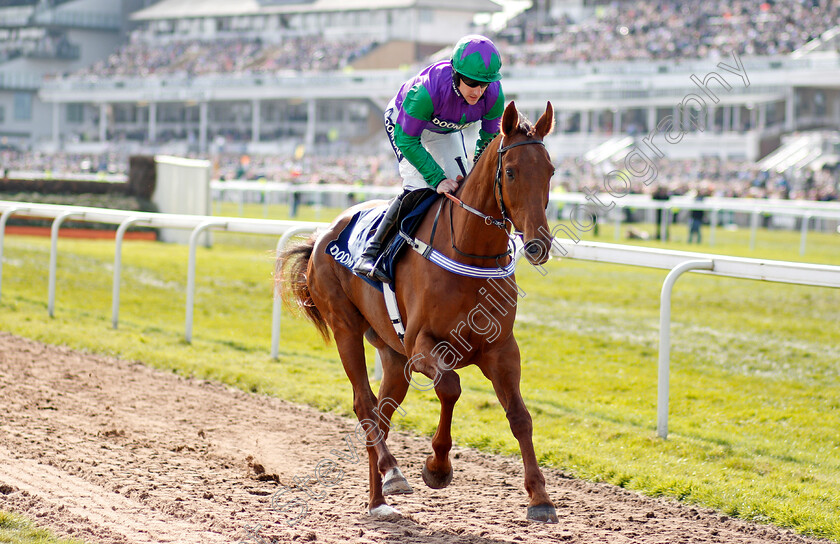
top-left (353, 193), bottom-right (404, 283)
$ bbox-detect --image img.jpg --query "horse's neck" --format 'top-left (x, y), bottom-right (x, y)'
top-left (447, 146), bottom-right (510, 263)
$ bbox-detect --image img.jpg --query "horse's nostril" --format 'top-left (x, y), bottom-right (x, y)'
top-left (524, 240), bottom-right (541, 253)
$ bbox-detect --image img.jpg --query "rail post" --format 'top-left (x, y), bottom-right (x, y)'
top-left (271, 225), bottom-right (319, 359)
top-left (709, 208), bottom-right (718, 246)
top-left (658, 259), bottom-right (715, 439)
top-left (48, 211), bottom-right (84, 317)
top-left (0, 205), bottom-right (29, 301)
top-left (186, 220), bottom-right (228, 343)
top-left (749, 209), bottom-right (760, 250)
top-left (613, 208), bottom-right (622, 242)
top-left (112, 216), bottom-right (150, 329)
top-left (800, 213), bottom-right (811, 256)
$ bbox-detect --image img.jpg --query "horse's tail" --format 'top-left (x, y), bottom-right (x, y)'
top-left (275, 235), bottom-right (331, 342)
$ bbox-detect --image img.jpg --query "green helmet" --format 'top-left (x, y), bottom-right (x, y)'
top-left (451, 35), bottom-right (502, 83)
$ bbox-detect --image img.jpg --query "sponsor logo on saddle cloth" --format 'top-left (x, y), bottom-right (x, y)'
top-left (328, 244), bottom-right (355, 268)
top-left (325, 189), bottom-right (439, 289)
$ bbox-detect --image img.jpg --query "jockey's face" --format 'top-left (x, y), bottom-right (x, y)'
top-left (458, 76), bottom-right (488, 105)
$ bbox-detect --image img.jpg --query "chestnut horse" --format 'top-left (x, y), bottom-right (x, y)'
top-left (277, 101), bottom-right (558, 523)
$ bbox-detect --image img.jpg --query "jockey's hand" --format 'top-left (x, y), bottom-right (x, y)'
top-left (436, 176), bottom-right (462, 194)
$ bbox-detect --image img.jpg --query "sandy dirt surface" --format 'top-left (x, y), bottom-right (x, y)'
top-left (0, 332), bottom-right (828, 544)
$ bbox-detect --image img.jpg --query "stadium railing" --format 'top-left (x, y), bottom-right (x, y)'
top-left (547, 193), bottom-right (840, 254)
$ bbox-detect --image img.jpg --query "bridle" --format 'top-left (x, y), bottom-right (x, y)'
top-left (441, 137), bottom-right (546, 261)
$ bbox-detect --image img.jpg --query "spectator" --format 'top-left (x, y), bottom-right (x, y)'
top-left (652, 183), bottom-right (671, 240)
top-left (688, 189), bottom-right (706, 243)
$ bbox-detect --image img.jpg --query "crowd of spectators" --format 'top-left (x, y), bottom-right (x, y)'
top-left (0, 150), bottom-right (127, 178)
top-left (0, 149), bottom-right (398, 187)
top-left (3, 149), bottom-right (837, 202)
top-left (213, 152), bottom-right (398, 186)
top-left (500, 0), bottom-right (839, 64)
top-left (43, 0), bottom-right (839, 79)
top-left (553, 155), bottom-right (839, 201)
top-left (67, 35), bottom-right (378, 80)
top-left (0, 30), bottom-right (75, 64)
top-left (7, 0), bottom-right (839, 76)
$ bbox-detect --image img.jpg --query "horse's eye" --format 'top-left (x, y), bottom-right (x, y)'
top-left (505, 168), bottom-right (514, 180)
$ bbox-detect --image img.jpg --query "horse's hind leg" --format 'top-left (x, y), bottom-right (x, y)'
top-left (422, 369), bottom-right (460, 489)
top-left (323, 328), bottom-right (401, 513)
top-left (362, 330), bottom-right (413, 515)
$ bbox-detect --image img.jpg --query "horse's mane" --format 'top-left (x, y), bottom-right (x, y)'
top-left (516, 112), bottom-right (540, 139)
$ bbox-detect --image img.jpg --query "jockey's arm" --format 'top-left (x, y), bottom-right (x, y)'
top-left (393, 84), bottom-right (449, 188)
top-left (474, 91), bottom-right (506, 163)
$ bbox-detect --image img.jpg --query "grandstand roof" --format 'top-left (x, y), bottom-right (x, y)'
top-left (131, 0), bottom-right (500, 20)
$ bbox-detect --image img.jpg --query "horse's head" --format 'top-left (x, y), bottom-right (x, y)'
top-left (496, 101), bottom-right (555, 266)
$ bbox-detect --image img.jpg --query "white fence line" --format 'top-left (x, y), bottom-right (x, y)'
top-left (0, 200), bottom-right (323, 343)
top-left (212, 181), bottom-right (840, 215)
top-left (211, 183), bottom-right (840, 254)
top-left (2, 200), bottom-right (839, 439)
top-left (548, 195), bottom-right (840, 256)
top-left (546, 239), bottom-right (840, 438)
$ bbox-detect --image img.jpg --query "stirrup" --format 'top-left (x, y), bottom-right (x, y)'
top-left (353, 257), bottom-right (376, 276)
top-left (353, 255), bottom-right (390, 284)
top-left (368, 266), bottom-right (391, 284)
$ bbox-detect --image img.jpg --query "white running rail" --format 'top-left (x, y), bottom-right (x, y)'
top-left (0, 200), bottom-right (323, 343)
top-left (545, 239), bottom-right (840, 438)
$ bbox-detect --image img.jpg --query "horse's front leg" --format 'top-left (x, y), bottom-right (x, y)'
top-left (422, 369), bottom-right (461, 489)
top-left (406, 334), bottom-right (461, 488)
top-left (481, 341), bottom-right (558, 523)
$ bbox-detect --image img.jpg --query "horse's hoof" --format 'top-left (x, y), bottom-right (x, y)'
top-left (527, 504), bottom-right (559, 523)
top-left (421, 462), bottom-right (453, 489)
top-left (369, 504), bottom-right (401, 518)
top-left (382, 467), bottom-right (413, 495)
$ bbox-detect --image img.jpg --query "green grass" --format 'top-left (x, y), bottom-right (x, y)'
top-left (1, 207), bottom-right (838, 542)
top-left (0, 511), bottom-right (85, 544)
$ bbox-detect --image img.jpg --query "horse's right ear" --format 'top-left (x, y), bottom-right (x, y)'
top-left (501, 101), bottom-right (519, 137)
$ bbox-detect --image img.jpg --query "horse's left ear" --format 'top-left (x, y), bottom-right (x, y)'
top-left (534, 101), bottom-right (555, 140)
top-left (501, 101), bottom-right (519, 137)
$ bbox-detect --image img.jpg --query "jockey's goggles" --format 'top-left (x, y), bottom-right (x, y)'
top-left (459, 75), bottom-right (490, 89)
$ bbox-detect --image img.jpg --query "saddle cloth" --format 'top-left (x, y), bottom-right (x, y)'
top-left (325, 189), bottom-right (439, 291)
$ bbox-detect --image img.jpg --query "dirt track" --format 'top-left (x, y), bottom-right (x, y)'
top-left (0, 332), bottom-right (827, 544)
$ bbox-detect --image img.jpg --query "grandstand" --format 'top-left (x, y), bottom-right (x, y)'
top-left (4, 0), bottom-right (501, 154)
top-left (1, 0), bottom-right (839, 201)
top-left (0, 0), bottom-right (144, 147)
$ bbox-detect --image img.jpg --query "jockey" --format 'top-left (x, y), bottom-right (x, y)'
top-left (353, 34), bottom-right (506, 283)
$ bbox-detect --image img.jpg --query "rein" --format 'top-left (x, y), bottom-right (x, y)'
top-left (398, 136), bottom-right (547, 281)
top-left (439, 137), bottom-right (547, 262)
